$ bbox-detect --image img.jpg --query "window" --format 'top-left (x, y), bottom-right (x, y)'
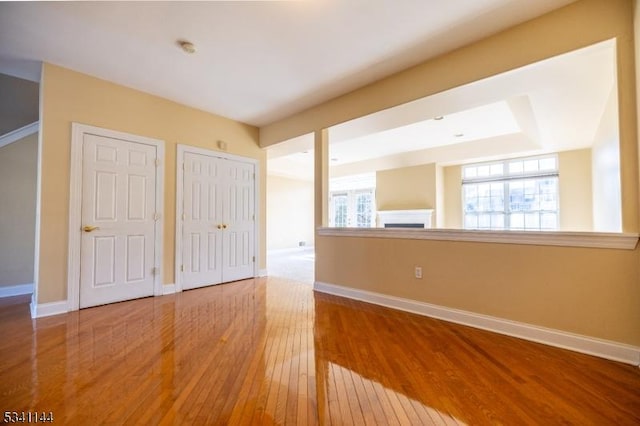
top-left (329, 189), bottom-right (375, 227)
top-left (329, 174), bottom-right (376, 228)
top-left (355, 191), bottom-right (373, 227)
top-left (332, 194), bottom-right (348, 227)
top-left (462, 155), bottom-right (559, 231)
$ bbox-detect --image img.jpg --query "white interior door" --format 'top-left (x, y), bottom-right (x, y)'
top-left (182, 152), bottom-right (224, 289)
top-left (180, 149), bottom-right (256, 289)
top-left (222, 159), bottom-right (255, 282)
top-left (79, 133), bottom-right (158, 308)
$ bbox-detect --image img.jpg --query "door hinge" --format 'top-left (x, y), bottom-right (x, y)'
top-left (182, 213), bottom-right (186, 220)
top-left (152, 267), bottom-right (159, 276)
top-left (252, 214), bottom-right (255, 221)
top-left (252, 256), bottom-right (255, 263)
top-left (182, 162), bottom-right (185, 171)
top-left (155, 158), bottom-right (160, 167)
top-left (180, 264), bottom-right (184, 272)
top-left (154, 212), bottom-right (161, 221)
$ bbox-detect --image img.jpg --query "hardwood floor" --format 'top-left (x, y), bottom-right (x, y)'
top-left (1, 278), bottom-right (639, 425)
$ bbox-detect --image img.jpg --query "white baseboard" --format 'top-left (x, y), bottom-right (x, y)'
top-left (30, 300), bottom-right (68, 318)
top-left (258, 269), bottom-right (268, 277)
top-left (162, 283), bottom-right (176, 295)
top-left (314, 281), bottom-right (640, 366)
top-left (0, 283), bottom-right (34, 298)
top-left (30, 284), bottom-right (177, 317)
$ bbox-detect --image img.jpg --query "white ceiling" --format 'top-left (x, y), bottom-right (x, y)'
top-left (0, 0), bottom-right (576, 127)
top-left (267, 40), bottom-right (616, 180)
top-left (331, 101), bottom-right (522, 161)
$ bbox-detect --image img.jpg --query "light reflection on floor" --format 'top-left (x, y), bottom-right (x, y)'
top-left (320, 360), bottom-right (468, 425)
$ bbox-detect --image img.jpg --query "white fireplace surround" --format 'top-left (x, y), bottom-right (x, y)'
top-left (377, 209), bottom-right (434, 228)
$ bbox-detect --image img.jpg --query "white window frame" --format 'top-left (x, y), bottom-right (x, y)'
top-left (329, 188), bottom-right (376, 228)
top-left (462, 154), bottom-right (559, 231)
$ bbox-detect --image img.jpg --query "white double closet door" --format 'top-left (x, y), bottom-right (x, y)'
top-left (181, 149), bottom-right (256, 290)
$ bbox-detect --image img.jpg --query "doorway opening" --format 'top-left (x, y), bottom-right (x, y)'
top-left (266, 133), bottom-right (315, 284)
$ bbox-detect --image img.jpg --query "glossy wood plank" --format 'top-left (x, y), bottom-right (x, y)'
top-left (1, 278), bottom-right (639, 425)
top-left (313, 292), bottom-right (640, 425)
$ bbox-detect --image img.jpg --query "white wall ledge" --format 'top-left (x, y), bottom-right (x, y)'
top-left (317, 227), bottom-right (639, 250)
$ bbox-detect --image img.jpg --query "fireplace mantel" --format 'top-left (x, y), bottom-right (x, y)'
top-left (377, 209), bottom-right (434, 228)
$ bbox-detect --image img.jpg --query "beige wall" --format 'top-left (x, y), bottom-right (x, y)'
top-left (443, 165), bottom-right (462, 228)
top-left (267, 175), bottom-right (314, 250)
top-left (435, 165), bottom-right (444, 228)
top-left (309, 0), bottom-right (640, 347)
top-left (0, 133), bottom-right (37, 287)
top-left (636, 0), bottom-right (640, 228)
top-left (376, 163), bottom-right (436, 211)
top-left (558, 149), bottom-right (593, 231)
top-left (38, 63), bottom-right (265, 304)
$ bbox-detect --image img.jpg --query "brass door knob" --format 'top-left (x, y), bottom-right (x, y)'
top-left (83, 225), bottom-right (100, 232)
top-left (222, 224), bottom-right (228, 229)
top-left (217, 224), bottom-right (223, 229)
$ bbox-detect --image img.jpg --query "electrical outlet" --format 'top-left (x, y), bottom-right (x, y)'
top-left (415, 266), bottom-right (422, 279)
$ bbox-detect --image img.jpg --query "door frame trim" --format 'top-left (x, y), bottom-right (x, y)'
top-left (174, 144), bottom-right (260, 293)
top-left (67, 123), bottom-right (165, 311)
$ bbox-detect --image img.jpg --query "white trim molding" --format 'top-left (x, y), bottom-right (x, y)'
top-left (317, 227), bottom-right (639, 250)
top-left (314, 281), bottom-right (640, 366)
top-left (0, 121), bottom-right (39, 149)
top-left (30, 299), bottom-right (68, 318)
top-left (0, 283), bottom-right (34, 298)
top-left (377, 209), bottom-right (433, 228)
top-left (162, 283), bottom-right (176, 295)
top-left (67, 123), bottom-right (165, 311)
top-left (258, 269), bottom-right (268, 277)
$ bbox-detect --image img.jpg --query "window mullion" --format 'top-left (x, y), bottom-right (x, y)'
top-left (349, 190), bottom-right (359, 227)
top-left (504, 181), bottom-right (509, 230)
